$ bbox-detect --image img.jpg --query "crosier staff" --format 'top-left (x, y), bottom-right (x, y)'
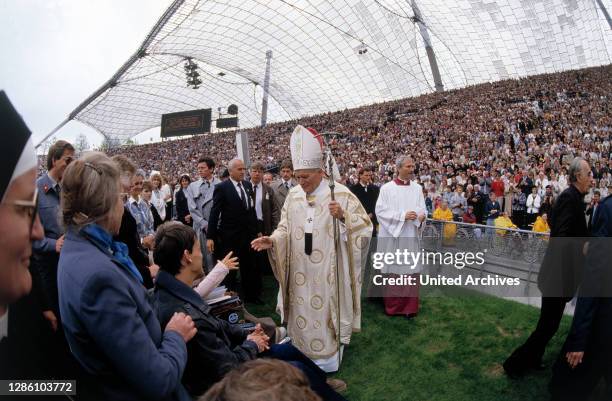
top-left (318, 132), bottom-right (342, 369)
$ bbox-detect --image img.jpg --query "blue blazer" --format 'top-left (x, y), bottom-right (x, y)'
top-left (57, 228), bottom-right (190, 401)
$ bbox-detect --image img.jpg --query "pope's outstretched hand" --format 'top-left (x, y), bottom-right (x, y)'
top-left (251, 236), bottom-right (273, 251)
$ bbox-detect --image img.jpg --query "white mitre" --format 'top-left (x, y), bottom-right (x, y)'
top-left (290, 125), bottom-right (324, 171)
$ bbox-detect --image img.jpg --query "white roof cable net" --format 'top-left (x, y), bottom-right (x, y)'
top-left (56, 0), bottom-right (611, 142)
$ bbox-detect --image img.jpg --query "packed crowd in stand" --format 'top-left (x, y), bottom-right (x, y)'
top-left (106, 64), bottom-right (611, 231)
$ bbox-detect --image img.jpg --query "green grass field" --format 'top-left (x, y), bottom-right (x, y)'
top-left (246, 277), bottom-right (572, 401)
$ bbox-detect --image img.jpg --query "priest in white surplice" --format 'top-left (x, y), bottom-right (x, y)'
top-left (252, 125), bottom-right (372, 373)
top-left (375, 156), bottom-right (426, 317)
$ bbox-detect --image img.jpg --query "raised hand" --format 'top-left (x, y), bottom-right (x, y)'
top-left (221, 251), bottom-right (239, 270)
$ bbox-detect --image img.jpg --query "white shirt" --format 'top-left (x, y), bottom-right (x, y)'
top-left (160, 184), bottom-right (172, 203)
top-left (230, 178), bottom-right (251, 209)
top-left (0, 307), bottom-right (8, 341)
top-left (252, 181), bottom-right (263, 220)
top-left (151, 189), bottom-right (166, 220)
top-left (526, 193), bottom-right (541, 214)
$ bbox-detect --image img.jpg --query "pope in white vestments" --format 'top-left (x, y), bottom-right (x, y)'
top-left (375, 156), bottom-right (426, 317)
top-left (252, 126), bottom-right (372, 372)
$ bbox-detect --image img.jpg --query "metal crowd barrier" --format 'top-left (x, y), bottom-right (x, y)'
top-left (421, 218), bottom-right (550, 286)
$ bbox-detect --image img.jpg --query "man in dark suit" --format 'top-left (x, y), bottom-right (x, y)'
top-left (549, 190), bottom-right (612, 400)
top-left (250, 162), bottom-right (280, 237)
top-left (585, 190), bottom-right (600, 232)
top-left (468, 184), bottom-right (486, 224)
top-left (207, 158), bottom-right (259, 302)
top-left (272, 159), bottom-right (297, 210)
top-left (504, 157), bottom-right (592, 378)
top-left (250, 162), bottom-right (280, 280)
top-left (350, 166), bottom-right (379, 236)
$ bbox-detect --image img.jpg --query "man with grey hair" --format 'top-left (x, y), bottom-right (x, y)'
top-left (375, 155), bottom-right (427, 318)
top-left (504, 157), bottom-right (592, 378)
top-left (207, 158), bottom-right (260, 301)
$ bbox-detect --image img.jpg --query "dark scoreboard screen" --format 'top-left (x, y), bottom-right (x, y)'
top-left (161, 109), bottom-right (212, 138)
top-left (216, 116), bottom-right (239, 129)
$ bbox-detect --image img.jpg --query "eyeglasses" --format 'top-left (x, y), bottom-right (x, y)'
top-left (4, 187), bottom-right (39, 236)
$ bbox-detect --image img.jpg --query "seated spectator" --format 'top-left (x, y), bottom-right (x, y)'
top-left (57, 152), bottom-right (196, 401)
top-left (152, 222), bottom-right (346, 400)
top-left (433, 200), bottom-right (456, 245)
top-left (495, 212), bottom-right (518, 235)
top-left (199, 359), bottom-right (321, 401)
top-left (462, 205), bottom-right (482, 238)
top-left (462, 205), bottom-right (477, 224)
top-left (532, 212), bottom-right (550, 234)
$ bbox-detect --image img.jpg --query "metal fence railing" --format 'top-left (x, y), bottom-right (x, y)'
top-left (420, 218), bottom-right (550, 285)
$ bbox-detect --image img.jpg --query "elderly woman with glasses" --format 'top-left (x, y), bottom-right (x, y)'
top-left (57, 152), bottom-right (196, 401)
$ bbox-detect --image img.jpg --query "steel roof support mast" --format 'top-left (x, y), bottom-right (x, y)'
top-left (260, 50), bottom-right (273, 128)
top-left (410, 0), bottom-right (444, 92)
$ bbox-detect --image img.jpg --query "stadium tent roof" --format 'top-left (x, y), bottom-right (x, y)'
top-left (49, 0), bottom-right (612, 142)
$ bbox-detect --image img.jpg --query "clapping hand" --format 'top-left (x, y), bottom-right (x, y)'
top-left (247, 328), bottom-right (270, 353)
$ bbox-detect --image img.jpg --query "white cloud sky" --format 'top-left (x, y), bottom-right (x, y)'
top-left (0, 0), bottom-right (171, 150)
